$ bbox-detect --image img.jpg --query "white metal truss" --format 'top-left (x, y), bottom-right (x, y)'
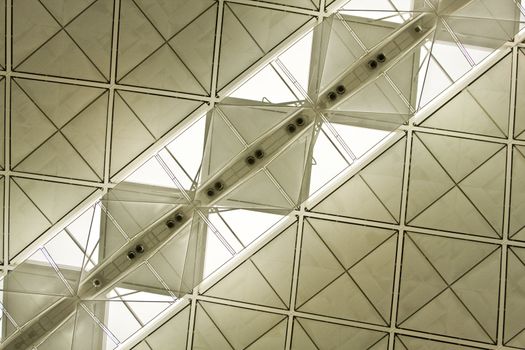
top-left (1, 0), bottom-right (339, 269)
top-left (120, 11), bottom-right (525, 350)
top-left (2, 1), bottom-right (525, 349)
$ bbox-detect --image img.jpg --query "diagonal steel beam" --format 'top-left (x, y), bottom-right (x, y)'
top-left (2, 1), bottom-right (512, 347)
top-left (1, 10), bottom-right (432, 350)
top-left (0, 103), bottom-right (317, 349)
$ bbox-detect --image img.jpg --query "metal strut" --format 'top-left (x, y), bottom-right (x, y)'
top-left (1, 4), bottom-right (471, 347)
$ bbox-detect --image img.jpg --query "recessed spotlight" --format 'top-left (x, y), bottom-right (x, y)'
top-left (254, 149), bottom-right (265, 159)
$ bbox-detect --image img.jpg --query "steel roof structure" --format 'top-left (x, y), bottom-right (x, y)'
top-left (1, 0), bottom-right (525, 349)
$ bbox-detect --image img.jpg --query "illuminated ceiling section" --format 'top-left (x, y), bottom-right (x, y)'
top-left (0, 0), bottom-right (525, 349)
top-left (3, 0), bottom-right (319, 265)
top-left (131, 50), bottom-right (525, 350)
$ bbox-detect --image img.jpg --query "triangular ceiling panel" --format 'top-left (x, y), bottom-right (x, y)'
top-left (398, 232), bottom-right (500, 342)
top-left (334, 77), bottom-right (411, 120)
top-left (312, 16), bottom-right (366, 93)
top-left (266, 129), bottom-right (313, 205)
top-left (407, 232), bottom-right (497, 283)
top-left (14, 78), bottom-right (105, 128)
top-left (116, 0), bottom-right (165, 78)
top-left (312, 137), bottom-right (405, 223)
top-left (15, 0), bottom-right (113, 81)
top-left (298, 272), bottom-right (388, 324)
top-left (5, 1), bottom-right (525, 348)
top-left (216, 171), bottom-right (294, 210)
top-left (421, 54), bottom-right (512, 137)
top-left (295, 317), bottom-right (387, 350)
top-left (14, 177), bottom-right (95, 223)
top-left (218, 3), bottom-right (313, 90)
top-left (12, 0), bottom-right (61, 67)
top-left (61, 93), bottom-right (108, 178)
top-left (297, 219), bottom-right (396, 325)
top-left (133, 305), bottom-right (190, 350)
top-left (291, 320), bottom-right (318, 349)
top-left (218, 104), bottom-right (292, 145)
top-left (405, 134), bottom-right (454, 221)
top-left (117, 0), bottom-right (214, 94)
top-left (110, 92), bottom-right (156, 176)
top-left (9, 177), bottom-right (96, 258)
top-left (205, 223), bottom-right (296, 308)
top-left (216, 4), bottom-right (264, 91)
top-left (63, 0), bottom-right (113, 79)
top-left (14, 132), bottom-right (101, 181)
top-left (245, 318), bottom-right (287, 350)
top-left (227, 3), bottom-right (312, 53)
top-left (452, 249), bottom-right (500, 341)
top-left (199, 109), bottom-right (245, 182)
top-left (413, 133), bottom-right (502, 184)
top-left (397, 234), bottom-right (448, 324)
top-left (117, 90), bottom-right (202, 139)
top-left (396, 334), bottom-right (481, 349)
top-left (409, 187), bottom-right (500, 237)
top-left (295, 219), bottom-right (345, 306)
top-left (119, 44), bottom-right (207, 95)
top-left (205, 257), bottom-right (287, 308)
top-left (8, 180), bottom-right (52, 258)
top-left (344, 19), bottom-right (401, 51)
top-left (10, 81), bottom-right (60, 166)
top-left (385, 48), bottom-right (419, 109)
top-left (39, 0), bottom-right (94, 24)
top-left (10, 79), bottom-right (108, 180)
top-left (192, 303), bottom-right (234, 349)
top-left (168, 4), bottom-right (217, 94)
top-left (458, 148), bottom-right (506, 234)
top-left (401, 288), bottom-right (493, 342)
top-left (407, 133), bottom-right (505, 237)
top-left (195, 302), bottom-right (285, 350)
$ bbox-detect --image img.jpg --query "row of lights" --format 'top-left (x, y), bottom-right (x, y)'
top-left (166, 212), bottom-right (185, 228)
top-left (94, 212), bottom-right (188, 289)
top-left (127, 244), bottom-right (145, 260)
top-left (206, 115), bottom-right (307, 198)
top-left (91, 116), bottom-right (310, 288)
top-left (92, 210), bottom-right (187, 287)
top-left (89, 116), bottom-right (311, 290)
top-left (367, 52), bottom-right (387, 70)
top-left (89, 23), bottom-right (425, 294)
top-left (325, 24), bottom-right (423, 104)
top-left (244, 115), bottom-right (306, 168)
top-left (91, 242), bottom-right (147, 288)
top-left (245, 149), bottom-right (265, 166)
top-left (206, 180), bottom-right (225, 197)
top-left (327, 52), bottom-right (387, 102)
top-left (287, 116), bottom-right (305, 133)
top-left (243, 115), bottom-right (306, 167)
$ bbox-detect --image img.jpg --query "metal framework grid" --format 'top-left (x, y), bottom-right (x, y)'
top-left (123, 39), bottom-right (525, 350)
top-left (0, 0), bottom-right (340, 267)
top-left (1, 0), bottom-right (525, 349)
